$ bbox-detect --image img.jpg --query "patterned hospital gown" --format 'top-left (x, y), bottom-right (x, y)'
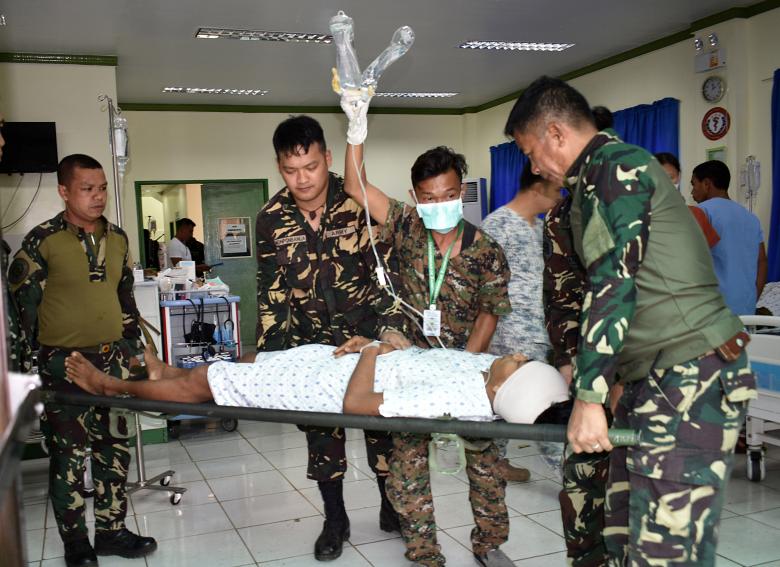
top-left (207, 345), bottom-right (498, 420)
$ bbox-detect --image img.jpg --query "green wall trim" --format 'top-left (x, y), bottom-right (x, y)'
top-left (0, 52), bottom-right (117, 66)
top-left (119, 102), bottom-right (464, 115)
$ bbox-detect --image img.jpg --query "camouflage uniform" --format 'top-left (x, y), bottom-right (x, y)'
top-left (2, 238), bottom-right (30, 372)
top-left (378, 199), bottom-right (512, 566)
top-left (544, 195), bottom-right (611, 567)
top-left (565, 131), bottom-right (755, 565)
top-left (255, 173), bottom-right (403, 481)
top-left (9, 212), bottom-right (143, 543)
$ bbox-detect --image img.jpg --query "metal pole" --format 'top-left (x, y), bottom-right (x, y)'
top-left (98, 94), bottom-right (124, 228)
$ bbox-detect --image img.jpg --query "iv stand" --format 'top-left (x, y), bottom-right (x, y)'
top-left (98, 95), bottom-right (125, 227)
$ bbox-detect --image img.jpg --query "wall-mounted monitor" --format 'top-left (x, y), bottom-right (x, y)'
top-left (0, 122), bottom-right (58, 174)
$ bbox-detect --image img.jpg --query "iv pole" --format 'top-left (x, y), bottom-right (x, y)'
top-left (98, 94), bottom-right (125, 227)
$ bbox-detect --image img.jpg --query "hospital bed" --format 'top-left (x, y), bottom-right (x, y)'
top-left (741, 315), bottom-right (780, 482)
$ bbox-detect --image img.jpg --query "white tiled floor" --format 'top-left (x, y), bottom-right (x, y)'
top-left (19, 425), bottom-right (780, 567)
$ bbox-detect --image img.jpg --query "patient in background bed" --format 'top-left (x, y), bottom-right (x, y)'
top-left (64, 336), bottom-right (570, 424)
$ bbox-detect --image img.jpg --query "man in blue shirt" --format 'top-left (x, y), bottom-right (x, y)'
top-left (691, 160), bottom-right (767, 315)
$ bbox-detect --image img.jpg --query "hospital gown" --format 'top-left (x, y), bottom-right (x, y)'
top-left (207, 345), bottom-right (498, 420)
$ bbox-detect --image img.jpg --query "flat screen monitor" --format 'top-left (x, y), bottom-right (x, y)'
top-left (0, 122), bottom-right (58, 174)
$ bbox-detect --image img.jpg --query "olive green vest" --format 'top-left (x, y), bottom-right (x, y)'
top-left (570, 155), bottom-right (743, 382)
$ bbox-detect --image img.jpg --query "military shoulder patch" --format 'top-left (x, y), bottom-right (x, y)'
top-left (8, 257), bottom-right (29, 286)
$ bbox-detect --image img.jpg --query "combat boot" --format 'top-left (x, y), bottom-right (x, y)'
top-left (315, 480), bottom-right (350, 561)
top-left (64, 538), bottom-right (98, 567)
top-left (94, 528), bottom-right (157, 558)
top-left (377, 476), bottom-right (400, 533)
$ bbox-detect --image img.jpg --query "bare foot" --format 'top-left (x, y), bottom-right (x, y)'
top-left (143, 344), bottom-right (165, 381)
top-left (64, 352), bottom-right (111, 395)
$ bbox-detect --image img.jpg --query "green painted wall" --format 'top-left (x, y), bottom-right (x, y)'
top-left (200, 182), bottom-right (266, 349)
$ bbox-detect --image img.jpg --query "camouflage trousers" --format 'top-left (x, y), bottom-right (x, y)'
top-left (604, 350), bottom-right (754, 566)
top-left (387, 433), bottom-right (509, 566)
top-left (40, 345), bottom-right (133, 543)
top-left (298, 426), bottom-right (393, 481)
top-left (560, 449), bottom-right (610, 567)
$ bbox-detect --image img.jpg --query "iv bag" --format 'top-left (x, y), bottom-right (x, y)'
top-left (329, 12), bottom-right (362, 90)
top-left (362, 26), bottom-right (414, 88)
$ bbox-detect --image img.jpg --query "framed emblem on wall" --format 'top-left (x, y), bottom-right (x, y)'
top-left (702, 107), bottom-right (730, 141)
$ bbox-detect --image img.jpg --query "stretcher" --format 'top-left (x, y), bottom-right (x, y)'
top-left (740, 315), bottom-right (780, 481)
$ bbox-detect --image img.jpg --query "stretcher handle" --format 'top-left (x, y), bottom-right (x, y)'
top-left (608, 428), bottom-right (640, 446)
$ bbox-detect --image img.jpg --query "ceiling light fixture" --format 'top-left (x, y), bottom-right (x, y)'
top-left (694, 37), bottom-right (704, 51)
top-left (458, 40), bottom-right (574, 52)
top-left (163, 87), bottom-right (268, 96)
top-left (195, 27), bottom-right (332, 43)
top-left (708, 33), bottom-right (719, 47)
top-left (374, 92), bottom-right (458, 98)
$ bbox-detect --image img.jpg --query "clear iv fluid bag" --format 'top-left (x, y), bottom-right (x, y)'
top-left (329, 11), bottom-right (415, 91)
top-left (329, 12), bottom-right (362, 90)
top-left (362, 26), bottom-right (414, 87)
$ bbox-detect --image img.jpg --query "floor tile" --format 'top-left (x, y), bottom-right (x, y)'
top-left (196, 452), bottom-right (273, 479)
top-left (239, 516), bottom-right (328, 563)
top-left (344, 439), bottom-right (369, 460)
top-left (179, 429), bottom-right (243, 446)
top-left (436, 530), bottom-right (481, 567)
top-left (344, 506), bottom-right (401, 545)
top-left (41, 554), bottom-right (147, 566)
top-left (185, 438), bottom-right (258, 462)
top-left (222, 491), bottom-right (321, 528)
top-left (145, 529), bottom-right (254, 567)
top-left (714, 555), bottom-right (743, 567)
top-left (717, 516), bottom-right (780, 565)
top-left (429, 473), bottom-right (469, 497)
top-left (136, 501), bottom-right (233, 541)
top-left (345, 428), bottom-right (365, 441)
top-left (505, 443), bottom-right (540, 459)
top-left (130, 479), bottom-right (216, 515)
top-left (129, 459), bottom-right (204, 484)
top-left (279, 464), bottom-right (368, 490)
top-left (354, 537), bottom-right (412, 567)
top-left (258, 546), bottom-right (371, 567)
top-left (508, 454), bottom-right (560, 482)
top-left (348, 457), bottom-right (378, 479)
top-left (450, 515), bottom-right (565, 561)
top-left (428, 491), bottom-right (519, 530)
top-left (746, 506), bottom-right (780, 530)
top-left (723, 478), bottom-right (780, 515)
top-left (22, 482), bottom-right (49, 505)
top-left (22, 503), bottom-right (47, 531)
top-left (246, 431), bottom-right (309, 452)
top-left (504, 480), bottom-right (562, 515)
top-left (513, 551), bottom-right (567, 566)
top-left (262, 446), bottom-right (311, 469)
top-left (133, 441), bottom-right (192, 464)
top-left (209, 470), bottom-right (295, 501)
top-left (25, 528), bottom-right (44, 562)
top-left (300, 479), bottom-right (380, 513)
top-left (236, 420), bottom-right (299, 438)
top-left (527, 510), bottom-right (564, 537)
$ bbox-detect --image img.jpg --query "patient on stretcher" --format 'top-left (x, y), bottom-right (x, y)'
top-left (64, 337), bottom-right (570, 423)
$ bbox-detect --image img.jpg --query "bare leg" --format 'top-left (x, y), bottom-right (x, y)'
top-left (65, 352), bottom-right (213, 403)
top-left (144, 344), bottom-right (188, 381)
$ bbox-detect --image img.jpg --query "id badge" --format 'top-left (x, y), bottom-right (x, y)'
top-left (423, 307), bottom-right (441, 337)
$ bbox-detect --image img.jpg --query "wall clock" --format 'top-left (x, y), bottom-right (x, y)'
top-left (702, 107), bottom-right (730, 141)
top-left (702, 75), bottom-right (726, 103)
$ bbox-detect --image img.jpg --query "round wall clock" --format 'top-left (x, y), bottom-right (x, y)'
top-left (702, 75), bottom-right (726, 103)
top-left (702, 107), bottom-right (730, 141)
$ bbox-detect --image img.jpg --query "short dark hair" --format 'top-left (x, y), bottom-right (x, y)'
top-left (591, 106), bottom-right (614, 131)
top-left (504, 76), bottom-right (595, 137)
top-left (57, 154), bottom-right (103, 186)
top-left (692, 160), bottom-right (730, 190)
top-left (272, 115), bottom-right (327, 159)
top-left (411, 146), bottom-right (468, 187)
top-left (518, 160), bottom-right (544, 192)
top-left (176, 217), bottom-right (196, 231)
top-left (654, 152), bottom-right (680, 174)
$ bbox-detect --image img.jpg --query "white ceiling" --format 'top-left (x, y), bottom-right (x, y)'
top-left (0, 0), bottom-right (746, 109)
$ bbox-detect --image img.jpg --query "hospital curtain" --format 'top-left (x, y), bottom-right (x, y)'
top-left (612, 97), bottom-right (680, 156)
top-left (767, 69), bottom-right (780, 281)
top-left (489, 141), bottom-right (528, 212)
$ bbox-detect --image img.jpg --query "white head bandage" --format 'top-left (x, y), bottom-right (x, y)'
top-left (491, 361), bottom-right (570, 424)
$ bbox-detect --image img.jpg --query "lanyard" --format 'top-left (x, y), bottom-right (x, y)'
top-left (427, 221), bottom-right (464, 307)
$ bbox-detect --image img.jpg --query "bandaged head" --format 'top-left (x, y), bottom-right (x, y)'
top-left (491, 361), bottom-right (569, 424)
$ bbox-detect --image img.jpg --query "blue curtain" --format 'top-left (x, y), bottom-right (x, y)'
top-left (767, 69), bottom-right (780, 281)
top-left (612, 97), bottom-right (679, 156)
top-left (489, 142), bottom-right (527, 212)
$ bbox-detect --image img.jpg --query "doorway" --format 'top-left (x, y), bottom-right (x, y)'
top-left (135, 179), bottom-right (268, 352)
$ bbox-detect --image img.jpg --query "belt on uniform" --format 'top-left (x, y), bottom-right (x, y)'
top-left (44, 342), bottom-right (118, 354)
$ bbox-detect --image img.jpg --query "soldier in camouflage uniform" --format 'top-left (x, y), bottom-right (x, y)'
top-left (544, 193), bottom-right (612, 567)
top-left (10, 154), bottom-right (156, 566)
top-left (506, 76), bottom-right (756, 566)
top-left (256, 116), bottom-right (406, 561)
top-left (342, 141), bottom-right (513, 567)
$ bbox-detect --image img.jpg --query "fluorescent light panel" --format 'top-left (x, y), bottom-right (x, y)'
top-left (375, 92), bottom-right (458, 98)
top-left (459, 40), bottom-right (574, 52)
top-left (196, 27), bottom-right (332, 43)
top-left (163, 87), bottom-right (268, 96)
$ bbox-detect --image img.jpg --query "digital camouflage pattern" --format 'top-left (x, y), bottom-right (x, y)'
top-left (378, 199), bottom-right (511, 349)
top-left (604, 350), bottom-right (752, 565)
top-left (9, 212), bottom-right (142, 543)
top-left (544, 194), bottom-right (610, 566)
top-left (255, 173), bottom-right (403, 351)
top-left (387, 432), bottom-right (508, 566)
top-left (39, 346), bottom-right (133, 541)
top-left (256, 173), bottom-right (398, 481)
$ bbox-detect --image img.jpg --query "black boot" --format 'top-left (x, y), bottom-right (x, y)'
top-left (377, 476), bottom-right (400, 533)
top-left (314, 480), bottom-right (350, 561)
top-left (63, 538), bottom-right (98, 567)
top-left (94, 528), bottom-right (157, 558)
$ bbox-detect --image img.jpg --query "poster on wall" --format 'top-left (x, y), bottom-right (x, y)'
top-left (218, 217), bottom-right (252, 259)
